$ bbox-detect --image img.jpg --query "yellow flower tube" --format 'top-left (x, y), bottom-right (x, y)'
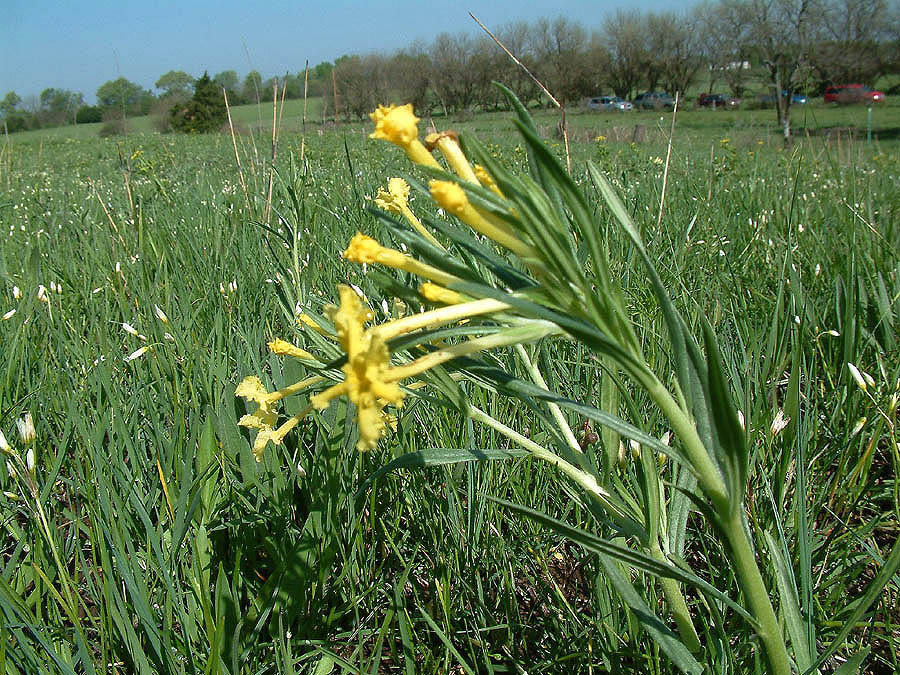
top-left (429, 180), bottom-right (535, 259)
top-left (373, 296), bottom-right (512, 342)
top-left (425, 131), bottom-right (479, 184)
top-left (385, 322), bottom-right (560, 384)
top-left (370, 104), bottom-right (441, 170)
top-left (268, 338), bottom-right (317, 361)
top-left (343, 232), bottom-right (461, 288)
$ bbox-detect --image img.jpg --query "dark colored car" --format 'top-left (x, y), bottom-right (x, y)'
top-left (824, 84), bottom-right (885, 104)
top-left (633, 92), bottom-right (675, 110)
top-left (760, 91), bottom-right (808, 105)
top-left (698, 93), bottom-right (741, 108)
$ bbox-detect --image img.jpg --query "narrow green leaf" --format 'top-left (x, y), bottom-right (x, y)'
top-left (763, 531), bottom-right (813, 672)
top-left (490, 497), bottom-right (754, 623)
top-left (356, 447), bottom-right (527, 498)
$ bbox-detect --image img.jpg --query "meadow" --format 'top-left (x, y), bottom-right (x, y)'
top-left (1, 95), bottom-right (899, 673)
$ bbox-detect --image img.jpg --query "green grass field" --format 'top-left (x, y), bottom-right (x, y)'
top-left (1, 95), bottom-right (899, 673)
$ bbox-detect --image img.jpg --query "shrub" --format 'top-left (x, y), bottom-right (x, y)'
top-left (170, 72), bottom-right (226, 134)
top-left (75, 105), bottom-right (103, 124)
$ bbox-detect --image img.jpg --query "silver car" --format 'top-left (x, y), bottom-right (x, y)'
top-left (587, 96), bottom-right (634, 112)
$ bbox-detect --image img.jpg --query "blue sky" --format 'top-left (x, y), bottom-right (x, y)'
top-left (2, 0), bottom-right (695, 104)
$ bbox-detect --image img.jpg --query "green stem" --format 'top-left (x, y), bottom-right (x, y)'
top-left (637, 371), bottom-right (790, 672)
top-left (650, 543), bottom-right (702, 653)
top-left (724, 510), bottom-right (792, 675)
top-left (513, 344), bottom-right (582, 453)
top-left (641, 371), bottom-right (730, 510)
top-left (467, 405), bottom-right (629, 523)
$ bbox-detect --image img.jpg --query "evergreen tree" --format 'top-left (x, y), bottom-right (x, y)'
top-left (170, 72), bottom-right (226, 133)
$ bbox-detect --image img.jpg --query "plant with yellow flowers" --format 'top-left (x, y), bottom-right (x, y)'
top-left (236, 89), bottom-right (810, 674)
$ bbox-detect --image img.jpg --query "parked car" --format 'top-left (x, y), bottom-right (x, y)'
top-left (759, 91), bottom-right (808, 106)
top-left (587, 96), bottom-right (634, 112)
top-left (633, 92), bottom-right (675, 110)
top-left (824, 84), bottom-right (885, 104)
top-left (698, 93), bottom-right (741, 108)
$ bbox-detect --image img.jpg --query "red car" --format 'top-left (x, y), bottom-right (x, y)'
top-left (824, 84), bottom-right (886, 104)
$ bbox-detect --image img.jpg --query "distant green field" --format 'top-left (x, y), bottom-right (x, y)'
top-left (1, 93), bottom-right (898, 673)
top-left (10, 95), bottom-right (900, 153)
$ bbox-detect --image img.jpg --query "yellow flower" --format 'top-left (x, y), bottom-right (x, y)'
top-left (429, 181), bottom-right (535, 259)
top-left (374, 177), bottom-right (411, 214)
top-left (236, 374), bottom-right (323, 460)
top-left (370, 104), bottom-right (419, 146)
top-left (343, 233), bottom-right (460, 287)
top-left (307, 287), bottom-right (555, 451)
top-left (268, 337), bottom-right (316, 361)
top-left (369, 104), bottom-right (441, 169)
top-left (374, 178), bottom-right (444, 250)
top-left (235, 376), bottom-right (280, 459)
top-left (310, 286), bottom-right (405, 451)
top-left (474, 164), bottom-right (504, 198)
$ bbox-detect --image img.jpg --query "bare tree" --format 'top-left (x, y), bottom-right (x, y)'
top-left (647, 12), bottom-right (704, 96)
top-left (429, 33), bottom-right (482, 113)
top-left (810, 0), bottom-right (888, 86)
top-left (602, 10), bottom-right (651, 100)
top-left (530, 17), bottom-right (591, 103)
top-left (740, 0), bottom-right (827, 142)
top-left (493, 21), bottom-right (542, 106)
top-left (332, 54), bottom-right (390, 121)
top-left (387, 45), bottom-right (433, 113)
top-left (694, 0), bottom-right (755, 95)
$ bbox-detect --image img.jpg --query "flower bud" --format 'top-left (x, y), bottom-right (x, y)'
top-left (16, 412), bottom-right (35, 445)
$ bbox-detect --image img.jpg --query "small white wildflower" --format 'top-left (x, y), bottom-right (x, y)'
top-left (122, 322), bottom-right (139, 336)
top-left (25, 447), bottom-right (35, 473)
top-left (164, 332), bottom-right (175, 342)
top-left (92, 287), bottom-right (103, 295)
top-left (6, 461), bottom-right (15, 479)
top-left (296, 461), bottom-right (307, 477)
top-left (769, 409), bottom-right (790, 437)
top-left (125, 346), bottom-right (151, 362)
top-left (153, 305), bottom-right (169, 324)
top-left (37, 285), bottom-right (48, 303)
top-left (12, 286), bottom-right (21, 300)
top-left (847, 363), bottom-right (867, 391)
top-left (737, 410), bottom-right (745, 431)
top-left (0, 429), bottom-right (10, 454)
top-left (850, 417), bottom-right (866, 438)
top-left (2, 309), bottom-right (15, 320)
top-left (863, 370), bottom-right (876, 389)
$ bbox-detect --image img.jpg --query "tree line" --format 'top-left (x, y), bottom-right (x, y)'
top-left (2, 0), bottom-right (899, 137)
